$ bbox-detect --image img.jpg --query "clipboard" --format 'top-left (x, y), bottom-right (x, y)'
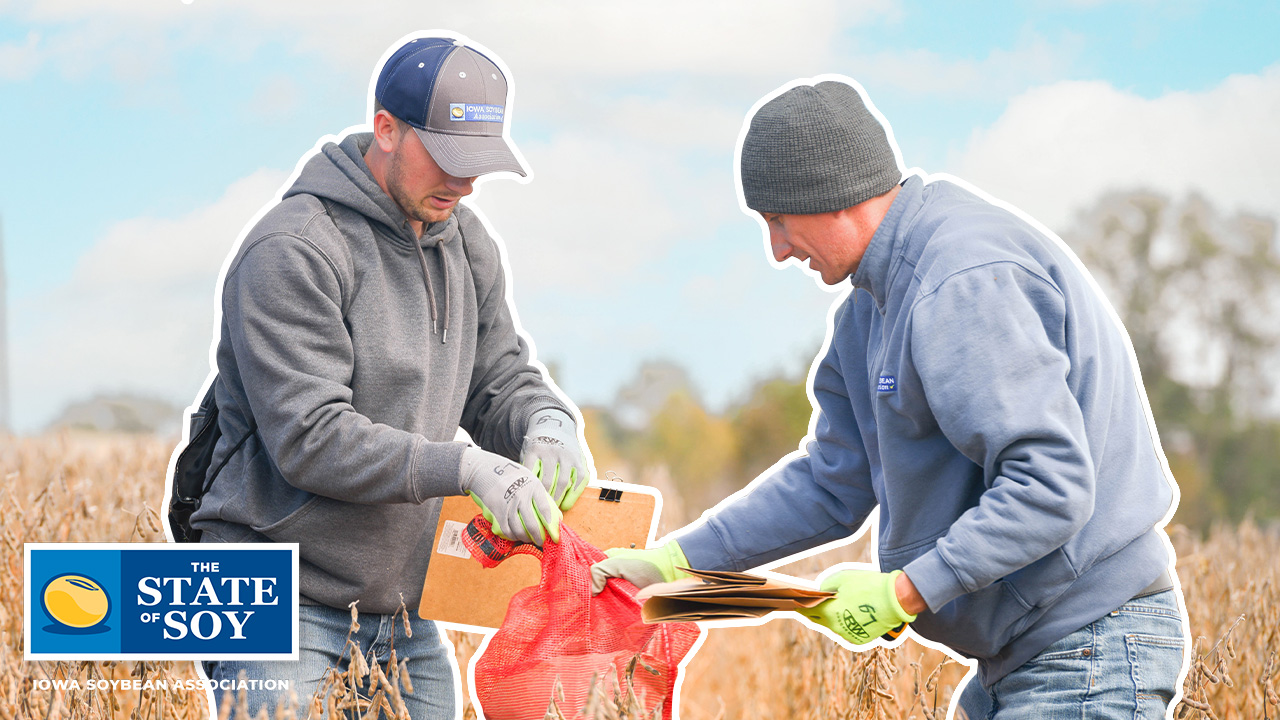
top-left (418, 481), bottom-right (660, 631)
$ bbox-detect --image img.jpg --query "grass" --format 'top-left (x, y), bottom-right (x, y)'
top-left (2, 434), bottom-right (1277, 719)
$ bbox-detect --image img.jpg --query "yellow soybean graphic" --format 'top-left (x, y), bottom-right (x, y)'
top-left (43, 575), bottom-right (109, 628)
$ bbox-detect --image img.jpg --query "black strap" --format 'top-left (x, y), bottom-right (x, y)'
top-left (202, 416), bottom-right (257, 496)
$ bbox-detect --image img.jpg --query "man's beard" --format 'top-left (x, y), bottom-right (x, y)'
top-left (387, 151), bottom-right (453, 227)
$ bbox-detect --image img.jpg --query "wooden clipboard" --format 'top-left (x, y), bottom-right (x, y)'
top-left (417, 481), bottom-right (659, 631)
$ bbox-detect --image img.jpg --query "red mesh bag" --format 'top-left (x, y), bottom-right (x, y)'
top-left (463, 517), bottom-right (701, 720)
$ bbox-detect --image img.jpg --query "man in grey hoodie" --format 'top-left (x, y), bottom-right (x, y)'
top-left (193, 36), bottom-right (589, 717)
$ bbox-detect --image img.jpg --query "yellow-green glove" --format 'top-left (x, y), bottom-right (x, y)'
top-left (589, 541), bottom-right (690, 595)
top-left (799, 569), bottom-right (917, 645)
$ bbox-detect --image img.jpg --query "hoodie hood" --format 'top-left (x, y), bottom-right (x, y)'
top-left (286, 132), bottom-right (460, 342)
top-left (285, 132), bottom-right (457, 249)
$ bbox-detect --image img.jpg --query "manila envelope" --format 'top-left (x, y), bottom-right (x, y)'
top-left (635, 567), bottom-right (834, 623)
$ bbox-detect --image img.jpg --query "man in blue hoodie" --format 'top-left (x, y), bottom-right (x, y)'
top-left (593, 79), bottom-right (1188, 718)
top-left (192, 36), bottom-right (590, 718)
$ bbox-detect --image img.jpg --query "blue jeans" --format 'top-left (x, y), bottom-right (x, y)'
top-left (201, 602), bottom-right (458, 719)
top-left (958, 589), bottom-right (1187, 719)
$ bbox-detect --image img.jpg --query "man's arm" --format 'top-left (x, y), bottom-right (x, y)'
top-left (224, 233), bottom-right (466, 504)
top-left (903, 262), bottom-right (1094, 613)
top-left (676, 307), bottom-right (879, 571)
top-left (457, 215), bottom-right (572, 460)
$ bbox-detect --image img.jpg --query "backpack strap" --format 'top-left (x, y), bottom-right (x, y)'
top-left (169, 378), bottom-right (256, 542)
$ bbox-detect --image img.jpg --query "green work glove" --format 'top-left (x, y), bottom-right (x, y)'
top-left (590, 541), bottom-right (690, 595)
top-left (799, 569), bottom-right (917, 645)
top-left (460, 446), bottom-right (561, 546)
top-left (520, 408), bottom-right (591, 511)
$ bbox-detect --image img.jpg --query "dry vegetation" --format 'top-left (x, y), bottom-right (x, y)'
top-left (1, 434), bottom-right (1277, 719)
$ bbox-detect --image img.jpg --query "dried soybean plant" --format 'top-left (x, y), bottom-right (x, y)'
top-left (295, 598), bottom-right (417, 720)
top-left (1177, 615), bottom-right (1245, 719)
top-left (4, 435), bottom-right (1280, 720)
top-left (903, 654), bottom-right (963, 720)
top-left (772, 615), bottom-right (909, 720)
top-left (1172, 521), bottom-right (1280, 719)
top-left (0, 434), bottom-right (210, 720)
top-left (571, 655), bottom-right (662, 720)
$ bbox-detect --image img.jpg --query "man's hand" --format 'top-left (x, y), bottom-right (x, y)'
top-left (590, 541), bottom-right (690, 595)
top-left (798, 569), bottom-right (918, 645)
top-left (460, 446), bottom-right (562, 546)
top-left (520, 408), bottom-right (590, 510)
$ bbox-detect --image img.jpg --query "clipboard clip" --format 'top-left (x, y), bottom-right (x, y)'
top-left (598, 471), bottom-right (626, 502)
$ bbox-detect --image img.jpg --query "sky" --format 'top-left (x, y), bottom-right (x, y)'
top-left (1, 0), bottom-right (1278, 432)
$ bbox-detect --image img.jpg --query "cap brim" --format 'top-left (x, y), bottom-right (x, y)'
top-left (414, 128), bottom-right (527, 178)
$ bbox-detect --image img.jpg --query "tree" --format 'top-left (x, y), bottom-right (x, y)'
top-left (729, 374), bottom-right (812, 484)
top-left (1062, 191), bottom-right (1280, 526)
top-left (640, 389), bottom-right (738, 508)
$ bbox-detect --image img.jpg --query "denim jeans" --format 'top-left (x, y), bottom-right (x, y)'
top-left (957, 589), bottom-right (1187, 719)
top-left (201, 602), bottom-right (458, 719)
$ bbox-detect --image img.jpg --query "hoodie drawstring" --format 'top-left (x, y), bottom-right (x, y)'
top-left (439, 238), bottom-right (451, 344)
top-left (413, 238), bottom-right (451, 345)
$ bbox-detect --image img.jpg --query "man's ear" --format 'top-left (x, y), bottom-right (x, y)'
top-left (371, 110), bottom-right (400, 153)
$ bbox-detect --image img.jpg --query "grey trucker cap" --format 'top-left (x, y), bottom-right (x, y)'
top-left (376, 38), bottom-right (527, 177)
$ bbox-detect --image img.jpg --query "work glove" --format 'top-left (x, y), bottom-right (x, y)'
top-left (520, 408), bottom-right (590, 511)
top-left (460, 446), bottom-right (562, 546)
top-left (590, 541), bottom-right (690, 595)
top-left (798, 569), bottom-right (917, 645)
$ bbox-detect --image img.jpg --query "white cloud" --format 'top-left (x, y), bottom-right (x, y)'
top-left (0, 18), bottom-right (178, 83)
top-left (470, 132), bottom-right (727, 295)
top-left (11, 169), bottom-right (288, 431)
top-left (2, 1), bottom-right (914, 162)
top-left (439, 0), bottom-right (867, 77)
top-left (23, 0), bottom-right (189, 23)
top-left (951, 64), bottom-right (1280, 232)
top-left (597, 93), bottom-right (747, 151)
top-left (249, 73), bottom-right (303, 123)
top-left (10, 0), bottom-right (893, 85)
top-left (851, 31), bottom-right (1080, 100)
top-left (0, 30), bottom-right (39, 80)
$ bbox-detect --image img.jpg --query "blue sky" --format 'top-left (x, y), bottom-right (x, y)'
top-left (2, 1), bottom-right (1278, 431)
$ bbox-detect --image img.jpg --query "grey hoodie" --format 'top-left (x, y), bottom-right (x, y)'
top-left (192, 133), bottom-right (568, 613)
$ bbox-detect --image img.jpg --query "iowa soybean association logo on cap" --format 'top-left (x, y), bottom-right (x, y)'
top-left (448, 102), bottom-right (505, 122)
top-left (25, 543), bottom-right (298, 660)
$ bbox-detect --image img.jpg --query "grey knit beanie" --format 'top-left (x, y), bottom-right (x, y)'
top-left (740, 80), bottom-right (900, 214)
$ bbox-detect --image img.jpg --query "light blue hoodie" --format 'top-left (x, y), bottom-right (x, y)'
top-left (678, 174), bottom-right (1176, 685)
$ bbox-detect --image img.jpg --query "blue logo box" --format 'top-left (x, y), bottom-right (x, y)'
top-left (448, 102), bottom-right (505, 123)
top-left (25, 543), bottom-right (298, 660)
